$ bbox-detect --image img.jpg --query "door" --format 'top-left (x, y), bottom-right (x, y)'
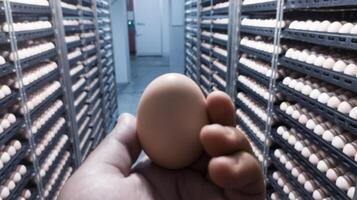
top-left (133, 0), bottom-right (163, 56)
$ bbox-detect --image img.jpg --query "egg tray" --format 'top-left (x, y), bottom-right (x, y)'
top-left (41, 145), bottom-right (70, 187)
top-left (271, 130), bottom-right (350, 200)
top-left (88, 99), bottom-right (102, 117)
top-left (239, 45), bottom-right (273, 63)
top-left (186, 51), bottom-right (198, 65)
top-left (237, 117), bottom-right (265, 152)
top-left (66, 40), bottom-right (82, 50)
top-left (84, 59), bottom-right (97, 70)
top-left (0, 117), bottom-right (23, 147)
top-left (62, 7), bottom-right (80, 16)
top-left (75, 95), bottom-right (88, 114)
top-left (89, 109), bottom-right (102, 129)
top-left (82, 11), bottom-right (94, 18)
top-left (91, 119), bottom-right (103, 141)
top-left (212, 37), bottom-right (228, 47)
top-left (81, 24), bottom-right (95, 31)
top-left (269, 152), bottom-right (314, 200)
top-left (80, 128), bottom-right (93, 151)
top-left (69, 54), bottom-right (84, 66)
top-left (0, 62), bottom-right (14, 78)
top-left (6, 166), bottom-right (33, 200)
top-left (200, 67), bottom-right (212, 79)
top-left (278, 82), bottom-right (357, 134)
top-left (82, 37), bottom-right (96, 45)
top-left (64, 25), bottom-right (81, 33)
top-left (285, 0), bottom-right (357, 9)
top-left (91, 128), bottom-right (104, 150)
top-left (212, 50), bottom-right (227, 63)
top-left (279, 57), bottom-right (357, 93)
top-left (212, 75), bottom-right (226, 91)
top-left (78, 118), bottom-right (90, 141)
top-left (46, 162), bottom-right (72, 200)
top-left (29, 89), bottom-right (62, 120)
top-left (9, 28), bottom-right (54, 43)
top-left (37, 126), bottom-right (67, 164)
top-left (237, 82), bottom-right (269, 106)
top-left (24, 70), bottom-right (60, 94)
top-left (33, 106), bottom-right (65, 144)
top-left (0, 141), bottom-right (28, 180)
top-left (267, 174), bottom-right (290, 200)
top-left (274, 107), bottom-right (357, 173)
top-left (235, 98), bottom-right (267, 129)
top-left (241, 26), bottom-right (276, 38)
top-left (86, 88), bottom-right (100, 105)
top-left (238, 63), bottom-right (271, 85)
top-left (283, 29), bottom-right (357, 51)
top-left (241, 1), bottom-right (277, 13)
top-left (70, 67), bottom-right (85, 83)
top-left (18, 49), bottom-right (57, 70)
top-left (81, 140), bottom-right (93, 161)
top-left (0, 91), bottom-right (18, 110)
top-left (0, 32), bottom-right (8, 43)
top-left (86, 79), bottom-right (100, 93)
top-left (85, 48), bottom-right (97, 58)
top-left (0, 2), bottom-right (51, 15)
top-left (199, 75), bottom-right (212, 90)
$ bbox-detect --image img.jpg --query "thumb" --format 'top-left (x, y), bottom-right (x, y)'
top-left (85, 113), bottom-right (142, 176)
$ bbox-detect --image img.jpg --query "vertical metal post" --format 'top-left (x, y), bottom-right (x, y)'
top-left (196, 0), bottom-right (202, 81)
top-left (262, 0), bottom-right (284, 178)
top-left (92, 0), bottom-right (107, 136)
top-left (3, 1), bottom-right (44, 198)
top-left (226, 0), bottom-right (240, 100)
top-left (49, 0), bottom-right (82, 168)
top-left (107, 0), bottom-right (119, 127)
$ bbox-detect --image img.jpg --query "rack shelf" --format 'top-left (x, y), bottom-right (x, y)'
top-left (0, 2), bottom-right (51, 15)
top-left (0, 29), bottom-right (54, 44)
top-left (237, 117), bottom-right (265, 152)
top-left (6, 165), bottom-right (33, 200)
top-left (285, 0), bottom-right (357, 9)
top-left (235, 97), bottom-right (266, 129)
top-left (237, 82), bottom-right (268, 106)
top-left (283, 29), bottom-right (357, 51)
top-left (0, 63), bottom-right (13, 77)
top-left (47, 159), bottom-right (72, 200)
top-left (0, 118), bottom-right (23, 146)
top-left (270, 151), bottom-right (313, 200)
top-left (267, 174), bottom-right (289, 200)
top-left (239, 46), bottom-right (273, 63)
top-left (62, 8), bottom-right (79, 16)
top-left (67, 41), bottom-right (81, 50)
top-left (30, 89), bottom-right (62, 120)
top-left (19, 49), bottom-right (57, 70)
top-left (241, 26), bottom-right (275, 38)
top-left (271, 130), bottom-right (350, 200)
top-left (279, 57), bottom-right (357, 93)
top-left (0, 142), bottom-right (28, 180)
top-left (278, 82), bottom-right (357, 134)
top-left (275, 107), bottom-right (357, 173)
top-left (34, 107), bottom-right (65, 144)
top-left (38, 126), bottom-right (66, 164)
top-left (0, 91), bottom-right (18, 110)
top-left (241, 1), bottom-right (277, 13)
top-left (238, 63), bottom-right (270, 85)
top-left (24, 70), bottom-right (59, 94)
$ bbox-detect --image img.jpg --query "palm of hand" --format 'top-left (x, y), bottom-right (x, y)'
top-left (59, 92), bottom-right (265, 200)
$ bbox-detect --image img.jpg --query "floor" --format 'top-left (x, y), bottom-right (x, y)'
top-left (117, 56), bottom-right (170, 115)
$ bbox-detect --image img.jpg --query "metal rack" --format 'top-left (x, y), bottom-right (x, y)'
top-left (184, 0), bottom-right (357, 199)
top-left (0, 0), bottom-right (118, 199)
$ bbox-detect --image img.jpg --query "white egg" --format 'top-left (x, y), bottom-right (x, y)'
top-left (323, 130), bottom-right (336, 142)
top-left (309, 89), bottom-right (321, 99)
top-left (344, 64), bottom-right (357, 76)
top-left (350, 25), bottom-right (357, 34)
top-left (280, 102), bottom-right (289, 111)
top-left (327, 21), bottom-right (342, 33)
top-left (0, 187), bottom-right (10, 199)
top-left (298, 114), bottom-right (309, 124)
top-left (327, 96), bottom-right (341, 108)
top-left (1, 85), bottom-right (11, 96)
top-left (0, 90), bottom-right (5, 99)
top-left (298, 51), bottom-right (309, 62)
top-left (313, 125), bottom-right (326, 136)
top-left (0, 152), bottom-right (10, 163)
top-left (10, 140), bottom-right (22, 150)
top-left (314, 55), bottom-right (325, 67)
top-left (294, 82), bottom-right (305, 92)
top-left (0, 119), bottom-right (11, 129)
top-left (306, 119), bottom-right (317, 130)
top-left (339, 23), bottom-right (354, 34)
top-left (306, 54), bottom-right (317, 64)
top-left (323, 57), bottom-right (335, 69)
top-left (318, 20), bottom-right (331, 32)
top-left (309, 21), bottom-right (321, 32)
top-left (348, 187), bottom-right (355, 199)
top-left (288, 79), bottom-right (298, 88)
top-left (282, 77), bottom-right (292, 85)
top-left (317, 92), bottom-right (331, 104)
top-left (338, 101), bottom-right (352, 114)
top-left (5, 114), bottom-right (16, 124)
top-left (349, 107), bottom-right (357, 119)
top-left (301, 85), bottom-right (313, 95)
top-left (333, 60), bottom-right (347, 72)
top-left (5, 146), bottom-right (16, 156)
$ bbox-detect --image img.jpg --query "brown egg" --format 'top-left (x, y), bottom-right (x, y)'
top-left (137, 73), bottom-right (209, 169)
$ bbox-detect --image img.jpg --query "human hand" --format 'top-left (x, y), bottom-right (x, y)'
top-left (58, 91), bottom-right (265, 200)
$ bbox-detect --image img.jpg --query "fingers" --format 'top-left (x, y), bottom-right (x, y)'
top-left (208, 152), bottom-right (265, 195)
top-left (85, 113), bottom-right (141, 177)
top-left (206, 91), bottom-right (236, 126)
top-left (200, 124), bottom-right (252, 157)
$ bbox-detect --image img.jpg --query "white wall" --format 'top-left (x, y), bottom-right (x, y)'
top-left (161, 0), bottom-right (170, 57)
top-left (111, 0), bottom-right (131, 84)
top-left (169, 0), bottom-right (185, 73)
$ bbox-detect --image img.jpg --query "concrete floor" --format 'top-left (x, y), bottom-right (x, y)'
top-left (117, 56), bottom-right (171, 115)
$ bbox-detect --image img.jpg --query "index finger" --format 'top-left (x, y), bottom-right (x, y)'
top-left (206, 91), bottom-right (236, 126)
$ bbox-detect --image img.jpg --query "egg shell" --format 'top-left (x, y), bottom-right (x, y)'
top-left (314, 55), bottom-right (326, 67)
top-left (297, 173), bottom-right (308, 184)
top-left (298, 114), bottom-right (309, 124)
top-left (351, 25), bottom-right (357, 34)
top-left (327, 21), bottom-right (342, 33)
top-left (338, 101), bottom-right (352, 114)
top-left (350, 107), bottom-right (357, 119)
top-left (339, 23), bottom-right (354, 34)
top-left (336, 174), bottom-right (355, 191)
top-left (322, 130), bottom-right (336, 142)
top-left (305, 180), bottom-right (318, 192)
top-left (137, 74), bottom-right (209, 169)
top-left (348, 187), bottom-right (355, 199)
top-left (5, 180), bottom-right (15, 190)
top-left (327, 96), bottom-right (341, 109)
top-left (333, 60), bottom-right (347, 72)
top-left (0, 186), bottom-right (10, 198)
top-left (309, 89), bottom-right (321, 99)
top-left (318, 20), bottom-right (331, 32)
top-left (313, 125), bottom-right (326, 136)
top-left (313, 189), bottom-right (327, 199)
top-left (323, 57), bottom-right (335, 69)
top-left (343, 64), bottom-right (357, 76)
top-left (343, 140), bottom-right (357, 157)
top-left (1, 152), bottom-right (10, 163)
